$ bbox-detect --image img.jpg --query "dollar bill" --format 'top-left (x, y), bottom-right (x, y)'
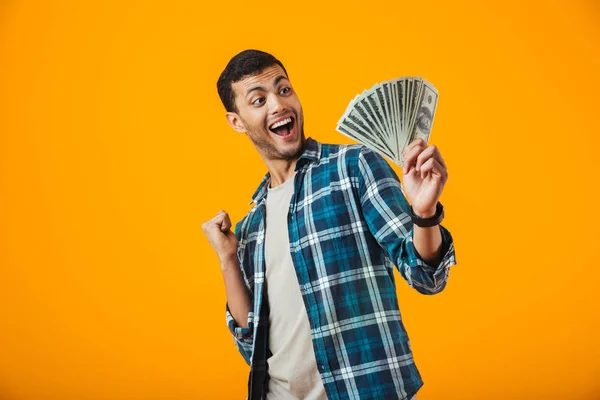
top-left (335, 76), bottom-right (439, 168)
top-left (412, 80), bottom-right (438, 144)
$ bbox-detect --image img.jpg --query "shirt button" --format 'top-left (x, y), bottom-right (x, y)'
top-left (319, 364), bottom-right (324, 371)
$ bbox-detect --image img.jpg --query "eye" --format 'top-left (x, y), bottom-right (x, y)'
top-left (280, 87), bottom-right (291, 95)
top-left (252, 97), bottom-right (265, 105)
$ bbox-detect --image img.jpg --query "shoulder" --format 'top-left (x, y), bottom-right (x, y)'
top-left (317, 141), bottom-right (366, 171)
top-left (321, 142), bottom-right (393, 180)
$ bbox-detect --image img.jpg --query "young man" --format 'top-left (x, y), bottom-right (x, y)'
top-left (202, 50), bottom-right (457, 400)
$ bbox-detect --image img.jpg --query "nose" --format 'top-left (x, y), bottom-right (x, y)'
top-left (267, 93), bottom-right (286, 115)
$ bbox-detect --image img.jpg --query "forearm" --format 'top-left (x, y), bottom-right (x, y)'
top-left (412, 208), bottom-right (443, 266)
top-left (221, 256), bottom-right (251, 328)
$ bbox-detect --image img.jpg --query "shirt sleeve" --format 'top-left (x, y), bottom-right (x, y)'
top-left (223, 218), bottom-right (255, 366)
top-left (356, 145), bottom-right (458, 295)
top-left (225, 302), bottom-right (254, 366)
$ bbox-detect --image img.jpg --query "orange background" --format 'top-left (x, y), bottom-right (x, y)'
top-left (1, 1), bottom-right (599, 399)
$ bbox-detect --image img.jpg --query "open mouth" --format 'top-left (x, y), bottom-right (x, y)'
top-left (268, 116), bottom-right (295, 138)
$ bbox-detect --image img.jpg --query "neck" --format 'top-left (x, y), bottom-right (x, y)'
top-left (265, 157), bottom-right (298, 188)
top-left (257, 137), bottom-right (307, 189)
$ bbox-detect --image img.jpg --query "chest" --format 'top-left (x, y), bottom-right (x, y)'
top-left (238, 166), bottom-right (367, 291)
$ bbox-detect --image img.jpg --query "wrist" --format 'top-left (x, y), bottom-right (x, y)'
top-left (413, 207), bottom-right (437, 218)
top-left (219, 253), bottom-right (239, 270)
top-left (409, 202), bottom-right (445, 228)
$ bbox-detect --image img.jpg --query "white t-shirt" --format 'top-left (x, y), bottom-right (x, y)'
top-left (264, 173), bottom-right (327, 400)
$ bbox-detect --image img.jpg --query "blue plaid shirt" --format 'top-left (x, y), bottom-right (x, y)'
top-left (226, 137), bottom-right (457, 399)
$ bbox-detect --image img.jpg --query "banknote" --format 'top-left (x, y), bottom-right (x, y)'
top-left (336, 76), bottom-right (439, 168)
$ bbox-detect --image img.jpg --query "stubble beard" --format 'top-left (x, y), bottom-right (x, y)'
top-left (245, 114), bottom-right (305, 161)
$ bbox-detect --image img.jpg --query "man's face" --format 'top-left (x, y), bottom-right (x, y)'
top-left (228, 64), bottom-right (305, 161)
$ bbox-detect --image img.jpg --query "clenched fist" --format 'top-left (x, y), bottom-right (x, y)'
top-left (202, 210), bottom-right (238, 265)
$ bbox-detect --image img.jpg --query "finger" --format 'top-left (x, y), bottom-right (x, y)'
top-left (221, 212), bottom-right (232, 233)
top-left (414, 145), bottom-right (447, 173)
top-left (212, 210), bottom-right (231, 232)
top-left (419, 158), bottom-right (448, 180)
top-left (203, 211), bottom-right (226, 232)
top-left (403, 141), bottom-right (427, 173)
top-left (405, 138), bottom-right (426, 154)
top-left (405, 138), bottom-right (426, 157)
top-left (209, 210), bottom-right (227, 223)
top-left (415, 145), bottom-right (437, 172)
top-left (205, 210), bottom-right (222, 222)
top-left (429, 145), bottom-right (447, 170)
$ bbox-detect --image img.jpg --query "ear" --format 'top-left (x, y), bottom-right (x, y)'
top-left (225, 112), bottom-right (246, 133)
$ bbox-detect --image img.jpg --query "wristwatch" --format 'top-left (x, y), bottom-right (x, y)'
top-left (409, 202), bottom-right (444, 227)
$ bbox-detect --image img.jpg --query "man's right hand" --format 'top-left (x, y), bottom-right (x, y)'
top-left (203, 210), bottom-right (250, 330)
top-left (202, 210), bottom-right (239, 264)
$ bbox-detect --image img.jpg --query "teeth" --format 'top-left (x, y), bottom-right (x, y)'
top-left (270, 117), bottom-right (292, 129)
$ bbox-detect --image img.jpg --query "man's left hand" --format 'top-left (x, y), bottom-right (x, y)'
top-left (401, 138), bottom-right (448, 218)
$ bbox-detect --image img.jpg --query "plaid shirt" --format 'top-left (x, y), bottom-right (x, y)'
top-left (226, 137), bottom-right (457, 400)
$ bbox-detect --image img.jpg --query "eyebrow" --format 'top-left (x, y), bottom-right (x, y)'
top-left (245, 75), bottom-right (290, 99)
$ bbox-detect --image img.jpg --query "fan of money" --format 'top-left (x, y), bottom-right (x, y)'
top-left (335, 77), bottom-right (438, 168)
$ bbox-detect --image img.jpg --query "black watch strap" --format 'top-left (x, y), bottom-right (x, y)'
top-left (409, 202), bottom-right (444, 227)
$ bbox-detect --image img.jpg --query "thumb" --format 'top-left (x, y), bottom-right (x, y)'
top-left (219, 210), bottom-right (232, 232)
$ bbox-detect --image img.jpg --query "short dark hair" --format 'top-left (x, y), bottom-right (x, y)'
top-left (217, 49), bottom-right (289, 113)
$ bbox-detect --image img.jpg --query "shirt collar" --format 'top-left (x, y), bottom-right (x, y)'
top-left (249, 137), bottom-right (321, 205)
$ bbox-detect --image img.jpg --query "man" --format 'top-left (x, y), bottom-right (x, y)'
top-left (202, 50), bottom-right (457, 400)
